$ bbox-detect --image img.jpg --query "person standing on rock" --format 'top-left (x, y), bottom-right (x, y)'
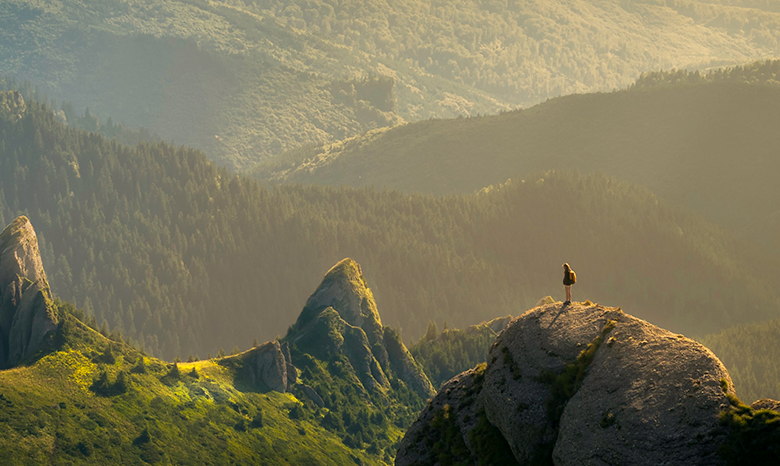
top-left (563, 263), bottom-right (576, 305)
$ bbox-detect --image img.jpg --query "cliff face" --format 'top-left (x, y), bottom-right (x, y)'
top-left (0, 216), bottom-right (59, 369)
top-left (398, 302), bottom-right (736, 466)
top-left (289, 258), bottom-right (434, 398)
top-left (239, 340), bottom-right (296, 393)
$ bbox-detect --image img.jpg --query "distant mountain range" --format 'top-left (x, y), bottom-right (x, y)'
top-left (250, 64), bottom-right (780, 275)
top-left (2, 91), bottom-right (777, 361)
top-left (3, 0), bottom-right (780, 168)
top-left (250, 62), bottom-right (780, 231)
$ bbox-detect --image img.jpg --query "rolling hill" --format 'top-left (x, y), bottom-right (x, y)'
top-left (3, 0), bottom-right (780, 168)
top-left (250, 63), bottom-right (780, 233)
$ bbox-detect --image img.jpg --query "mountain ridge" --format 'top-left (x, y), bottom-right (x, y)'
top-left (250, 74), bottom-right (780, 230)
top-left (4, 0), bottom-right (780, 168)
top-left (2, 91), bottom-right (778, 363)
top-left (0, 218), bottom-right (431, 464)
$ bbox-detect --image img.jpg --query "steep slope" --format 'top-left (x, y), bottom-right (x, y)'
top-left (2, 96), bottom-right (779, 359)
top-left (398, 302), bottom-right (779, 466)
top-left (287, 258), bottom-right (434, 399)
top-left (0, 216), bottom-right (58, 368)
top-left (254, 67), bottom-right (780, 230)
top-left (0, 306), bottom-right (391, 465)
top-left (0, 245), bottom-right (431, 464)
top-left (4, 0), bottom-right (780, 167)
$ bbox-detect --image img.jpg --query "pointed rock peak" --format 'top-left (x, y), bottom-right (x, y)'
top-left (0, 216), bottom-right (58, 369)
top-left (0, 216), bottom-right (48, 289)
top-left (294, 258), bottom-right (382, 337)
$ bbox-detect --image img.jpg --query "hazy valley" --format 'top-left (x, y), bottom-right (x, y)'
top-left (3, 0), bottom-right (780, 168)
top-left (2, 1), bottom-right (780, 464)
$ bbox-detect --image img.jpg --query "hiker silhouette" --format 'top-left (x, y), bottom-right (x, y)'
top-left (562, 263), bottom-right (576, 305)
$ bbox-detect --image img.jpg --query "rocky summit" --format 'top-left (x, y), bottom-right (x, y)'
top-left (288, 258), bottom-right (434, 399)
top-left (0, 216), bottom-right (58, 369)
top-left (397, 302), bottom-right (739, 466)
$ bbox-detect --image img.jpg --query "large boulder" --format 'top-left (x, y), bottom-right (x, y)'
top-left (551, 306), bottom-right (732, 465)
top-left (398, 302), bottom-right (737, 466)
top-left (240, 340), bottom-right (293, 393)
top-left (395, 366), bottom-right (485, 466)
top-left (0, 216), bottom-right (59, 369)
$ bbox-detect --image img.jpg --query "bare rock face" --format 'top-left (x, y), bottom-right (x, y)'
top-left (294, 258), bottom-right (384, 346)
top-left (241, 340), bottom-right (292, 393)
top-left (551, 306), bottom-right (732, 465)
top-left (299, 384), bottom-right (325, 408)
top-left (280, 341), bottom-right (297, 386)
top-left (396, 366), bottom-right (484, 466)
top-left (752, 399), bottom-right (780, 411)
top-left (398, 302), bottom-right (736, 466)
top-left (0, 216), bottom-right (59, 369)
top-left (288, 258), bottom-right (434, 398)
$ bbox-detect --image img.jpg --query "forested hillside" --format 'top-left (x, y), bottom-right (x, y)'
top-left (410, 321), bottom-right (501, 390)
top-left (0, 76), bottom-right (162, 148)
top-left (1, 92), bottom-right (777, 360)
top-left (3, 0), bottom-right (780, 168)
top-left (700, 321), bottom-right (780, 403)
top-left (252, 63), bottom-right (780, 233)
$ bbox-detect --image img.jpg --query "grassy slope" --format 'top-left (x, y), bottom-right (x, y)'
top-left (3, 0), bottom-right (780, 168)
top-left (0, 306), bottom-right (391, 465)
top-left (253, 80), bottom-right (780, 230)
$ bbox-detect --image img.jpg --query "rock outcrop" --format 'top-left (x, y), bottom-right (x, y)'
top-left (751, 399), bottom-right (780, 412)
top-left (398, 302), bottom-right (737, 466)
top-left (240, 339), bottom-right (295, 393)
top-left (395, 366), bottom-right (486, 466)
top-left (293, 258), bottom-right (385, 349)
top-left (288, 258), bottom-right (434, 398)
top-left (0, 216), bottom-right (59, 369)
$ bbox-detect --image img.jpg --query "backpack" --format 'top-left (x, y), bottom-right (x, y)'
top-left (569, 270), bottom-right (577, 284)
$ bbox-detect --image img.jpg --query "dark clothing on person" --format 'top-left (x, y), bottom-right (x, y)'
top-left (563, 269), bottom-right (576, 286)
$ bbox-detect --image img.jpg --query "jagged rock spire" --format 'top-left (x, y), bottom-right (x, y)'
top-left (293, 258), bottom-right (384, 344)
top-left (0, 216), bottom-right (59, 368)
top-left (288, 258), bottom-right (434, 398)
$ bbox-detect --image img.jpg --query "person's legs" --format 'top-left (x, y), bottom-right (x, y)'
top-left (564, 285), bottom-right (571, 303)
